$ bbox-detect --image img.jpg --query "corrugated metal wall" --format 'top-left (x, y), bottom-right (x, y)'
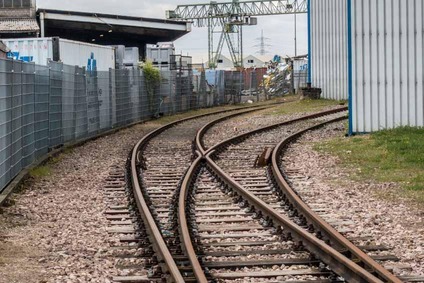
top-left (351, 0), bottom-right (424, 133)
top-left (310, 0), bottom-right (348, 100)
top-left (309, 0), bottom-right (424, 133)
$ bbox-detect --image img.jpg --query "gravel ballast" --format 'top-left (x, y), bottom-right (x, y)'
top-left (1, 104), bottom-right (422, 282)
top-left (282, 122), bottom-right (424, 277)
top-left (0, 122), bottom-right (157, 283)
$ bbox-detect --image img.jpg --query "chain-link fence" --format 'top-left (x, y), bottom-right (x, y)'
top-left (0, 58), bottom-right (204, 192)
top-left (0, 56), bottom-right (281, 192)
top-left (196, 69), bottom-right (268, 106)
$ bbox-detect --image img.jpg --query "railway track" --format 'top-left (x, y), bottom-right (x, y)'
top-left (121, 105), bottom-right (281, 282)
top-left (123, 104), bottom-right (419, 282)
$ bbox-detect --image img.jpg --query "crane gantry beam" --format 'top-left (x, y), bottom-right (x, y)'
top-left (168, 0), bottom-right (307, 24)
top-left (166, 0), bottom-right (307, 68)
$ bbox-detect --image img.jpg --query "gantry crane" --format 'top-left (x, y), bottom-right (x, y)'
top-left (166, 0), bottom-right (307, 69)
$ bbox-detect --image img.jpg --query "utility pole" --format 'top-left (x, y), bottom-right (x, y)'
top-left (294, 0), bottom-right (297, 57)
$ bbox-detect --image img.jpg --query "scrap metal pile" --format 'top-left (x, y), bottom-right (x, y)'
top-left (263, 55), bottom-right (292, 96)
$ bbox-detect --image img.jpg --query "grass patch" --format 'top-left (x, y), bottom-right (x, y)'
top-left (315, 127), bottom-right (424, 204)
top-left (29, 166), bottom-right (51, 179)
top-left (267, 98), bottom-right (346, 116)
top-left (28, 150), bottom-right (72, 180)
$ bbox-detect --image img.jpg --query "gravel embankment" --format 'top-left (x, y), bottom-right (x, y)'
top-left (0, 122), bottom-right (158, 283)
top-left (282, 121), bottom-right (424, 277)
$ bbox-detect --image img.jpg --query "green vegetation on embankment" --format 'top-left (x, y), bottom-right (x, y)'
top-left (315, 127), bottom-right (424, 204)
top-left (266, 98), bottom-right (347, 115)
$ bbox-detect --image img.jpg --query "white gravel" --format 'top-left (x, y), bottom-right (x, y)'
top-left (282, 121), bottom-right (424, 277)
top-left (0, 122), bottom-right (158, 283)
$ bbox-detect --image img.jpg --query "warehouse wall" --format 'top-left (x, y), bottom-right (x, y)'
top-left (351, 0), bottom-right (424, 133)
top-left (310, 0), bottom-right (348, 100)
top-left (309, 0), bottom-right (424, 134)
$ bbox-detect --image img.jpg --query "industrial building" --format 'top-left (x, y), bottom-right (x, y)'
top-left (205, 54), bottom-right (266, 70)
top-left (0, 0), bottom-right (190, 63)
top-left (37, 9), bottom-right (190, 54)
top-left (0, 0), bottom-right (39, 37)
top-left (243, 55), bottom-right (265, 68)
top-left (309, 0), bottom-right (424, 134)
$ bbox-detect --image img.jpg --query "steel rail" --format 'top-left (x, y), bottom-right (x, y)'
top-left (198, 111), bottom-right (397, 282)
top-left (178, 107), bottom-right (347, 283)
top-left (130, 103), bottom-right (279, 281)
top-left (271, 118), bottom-right (402, 282)
top-left (200, 106), bottom-right (348, 155)
top-left (196, 105), bottom-right (273, 156)
top-left (131, 138), bottom-right (185, 282)
top-left (178, 152), bottom-right (209, 283)
top-left (204, 150), bottom-right (383, 283)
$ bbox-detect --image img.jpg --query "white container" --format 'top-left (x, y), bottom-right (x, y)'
top-left (59, 38), bottom-right (115, 71)
top-left (146, 43), bottom-right (174, 65)
top-left (309, 0), bottom-right (424, 133)
top-left (3, 37), bottom-right (55, 65)
top-left (124, 47), bottom-right (139, 67)
top-left (3, 37), bottom-right (115, 71)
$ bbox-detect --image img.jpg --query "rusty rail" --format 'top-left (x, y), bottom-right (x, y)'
top-left (201, 106), bottom-right (348, 155)
top-left (131, 139), bottom-right (185, 282)
top-left (271, 117), bottom-right (402, 283)
top-left (197, 107), bottom-right (400, 282)
top-left (204, 152), bottom-right (384, 282)
top-left (177, 152), bottom-right (208, 283)
top-left (196, 106), bottom-right (272, 155)
top-left (130, 103), bottom-right (279, 281)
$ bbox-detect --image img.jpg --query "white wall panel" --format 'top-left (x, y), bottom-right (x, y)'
top-left (310, 0), bottom-right (424, 133)
top-left (59, 39), bottom-right (115, 71)
top-left (3, 38), bottom-right (54, 65)
top-left (351, 0), bottom-right (424, 133)
top-left (310, 0), bottom-right (348, 100)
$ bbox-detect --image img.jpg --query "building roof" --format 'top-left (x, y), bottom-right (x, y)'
top-left (0, 18), bottom-right (39, 33)
top-left (38, 9), bottom-right (190, 49)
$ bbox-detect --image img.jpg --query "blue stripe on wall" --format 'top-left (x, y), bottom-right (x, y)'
top-left (347, 0), bottom-right (353, 135)
top-left (307, 0), bottom-right (312, 85)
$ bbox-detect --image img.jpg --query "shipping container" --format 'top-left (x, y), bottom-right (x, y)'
top-left (3, 37), bottom-right (115, 71)
top-left (309, 0), bottom-right (424, 134)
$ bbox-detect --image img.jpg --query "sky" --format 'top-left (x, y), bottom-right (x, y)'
top-left (37, 0), bottom-right (308, 63)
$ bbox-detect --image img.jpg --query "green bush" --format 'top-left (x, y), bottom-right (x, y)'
top-left (141, 61), bottom-right (161, 114)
